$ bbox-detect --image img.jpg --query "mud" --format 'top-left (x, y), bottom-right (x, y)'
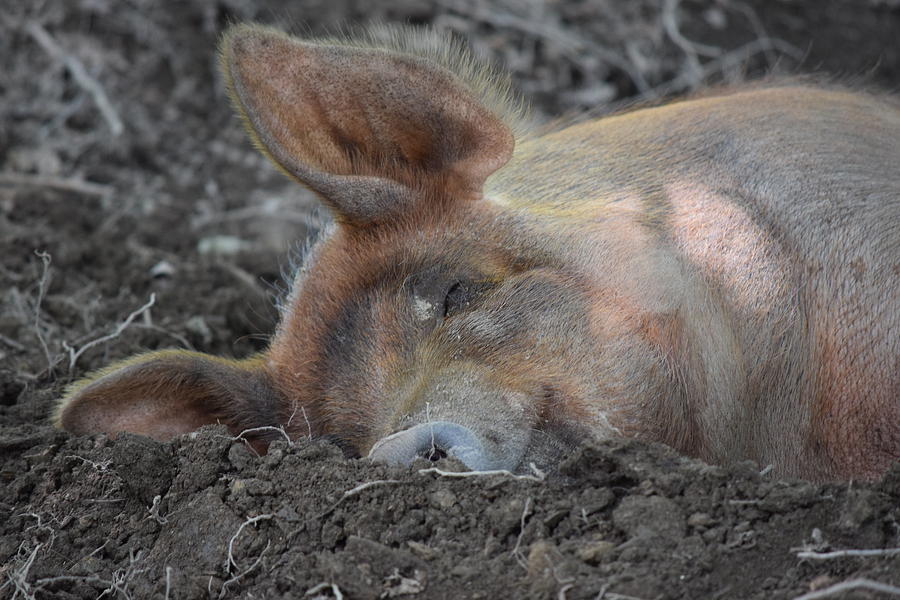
top-left (2, 1), bottom-right (899, 599)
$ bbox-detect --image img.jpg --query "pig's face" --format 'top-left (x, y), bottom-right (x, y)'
top-left (271, 212), bottom-right (602, 470)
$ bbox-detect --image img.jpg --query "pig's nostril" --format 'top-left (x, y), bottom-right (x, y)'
top-left (423, 446), bottom-right (447, 462)
top-left (369, 421), bottom-right (492, 470)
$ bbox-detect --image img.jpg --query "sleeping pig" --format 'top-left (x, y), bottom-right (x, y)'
top-left (55, 24), bottom-right (900, 482)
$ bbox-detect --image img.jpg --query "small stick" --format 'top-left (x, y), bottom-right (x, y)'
top-left (219, 540), bottom-right (270, 599)
top-left (730, 0), bottom-right (782, 68)
top-left (33, 251), bottom-right (53, 372)
top-left (340, 479), bottom-right (401, 500)
top-left (85, 542), bottom-right (109, 561)
top-left (285, 401), bottom-right (299, 427)
top-left (26, 22), bottom-right (124, 136)
top-left (64, 455), bottom-right (112, 471)
top-left (66, 293), bottom-right (156, 371)
top-left (0, 332), bottom-right (27, 351)
top-left (33, 574), bottom-right (111, 587)
top-left (662, 0), bottom-right (721, 58)
top-left (792, 578), bottom-right (900, 600)
top-left (320, 479), bottom-right (401, 517)
top-left (797, 547), bottom-right (900, 560)
top-left (305, 582), bottom-right (344, 599)
top-left (0, 172), bottom-right (113, 199)
top-left (511, 496), bottom-right (533, 568)
top-left (626, 36), bottom-right (803, 107)
top-left (192, 205), bottom-right (319, 229)
top-left (214, 260), bottom-right (270, 300)
top-left (596, 585), bottom-right (648, 600)
top-left (133, 323), bottom-right (193, 351)
top-left (300, 406), bottom-right (313, 440)
top-left (6, 543), bottom-right (42, 598)
top-left (226, 514), bottom-right (273, 573)
top-left (164, 567), bottom-right (172, 600)
top-left (418, 466), bottom-right (545, 482)
top-left (97, 549), bottom-right (145, 600)
top-left (148, 495), bottom-right (168, 525)
top-left (231, 425), bottom-right (293, 446)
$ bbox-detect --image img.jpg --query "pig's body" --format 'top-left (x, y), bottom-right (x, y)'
top-left (56, 25), bottom-right (899, 481)
top-left (482, 87), bottom-right (900, 479)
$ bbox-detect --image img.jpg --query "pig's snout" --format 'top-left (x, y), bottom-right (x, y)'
top-left (368, 421), bottom-right (515, 471)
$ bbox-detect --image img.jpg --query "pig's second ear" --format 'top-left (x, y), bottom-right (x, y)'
top-left (55, 350), bottom-right (289, 452)
top-left (219, 24), bottom-right (517, 225)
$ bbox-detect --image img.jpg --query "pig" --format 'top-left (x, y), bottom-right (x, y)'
top-left (55, 24), bottom-right (900, 482)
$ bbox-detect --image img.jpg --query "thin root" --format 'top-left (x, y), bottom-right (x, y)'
top-left (792, 578), bottom-right (900, 600)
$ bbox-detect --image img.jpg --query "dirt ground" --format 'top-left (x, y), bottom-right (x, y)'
top-left (2, 1), bottom-right (900, 598)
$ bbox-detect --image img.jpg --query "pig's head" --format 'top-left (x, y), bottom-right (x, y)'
top-left (56, 25), bottom-right (667, 471)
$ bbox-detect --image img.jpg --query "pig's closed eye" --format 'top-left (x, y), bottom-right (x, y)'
top-left (444, 281), bottom-right (480, 318)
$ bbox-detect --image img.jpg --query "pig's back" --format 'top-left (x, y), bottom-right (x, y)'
top-left (490, 85), bottom-right (900, 478)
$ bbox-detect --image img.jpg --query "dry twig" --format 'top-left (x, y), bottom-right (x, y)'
top-left (596, 584), bottom-right (648, 600)
top-left (26, 22), bottom-right (124, 136)
top-left (231, 425), bottom-right (293, 447)
top-left (792, 578), bottom-right (900, 600)
top-left (28, 550), bottom-right (146, 600)
top-left (511, 496), bottom-right (533, 568)
top-left (219, 541), bottom-right (270, 599)
top-left (226, 514), bottom-right (273, 574)
top-left (0, 173), bottom-right (114, 199)
top-left (65, 455), bottom-right (112, 472)
top-left (626, 36), bottom-right (804, 107)
top-left (305, 581), bottom-right (344, 599)
top-left (3, 543), bottom-right (42, 599)
top-left (418, 464), bottom-right (546, 482)
top-left (164, 567), bottom-right (172, 600)
top-left (797, 547), bottom-right (900, 560)
top-left (147, 495), bottom-right (168, 525)
top-left (320, 479), bottom-right (401, 517)
top-left (662, 0), bottom-right (721, 59)
top-left (98, 550), bottom-right (146, 600)
top-left (300, 406), bottom-right (314, 440)
top-left (0, 333), bottom-right (27, 352)
top-left (32, 251), bottom-right (54, 373)
top-left (214, 260), bottom-right (271, 301)
top-left (64, 293), bottom-right (156, 371)
top-left (219, 515), bottom-right (274, 597)
top-left (191, 203), bottom-right (319, 229)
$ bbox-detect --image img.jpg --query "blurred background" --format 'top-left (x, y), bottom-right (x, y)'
top-left (1, 0), bottom-right (899, 395)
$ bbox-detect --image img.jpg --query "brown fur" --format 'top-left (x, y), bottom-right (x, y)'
top-left (56, 25), bottom-right (899, 481)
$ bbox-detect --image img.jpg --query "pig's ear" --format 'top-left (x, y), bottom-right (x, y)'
top-left (55, 350), bottom-right (287, 452)
top-left (219, 24), bottom-right (518, 226)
